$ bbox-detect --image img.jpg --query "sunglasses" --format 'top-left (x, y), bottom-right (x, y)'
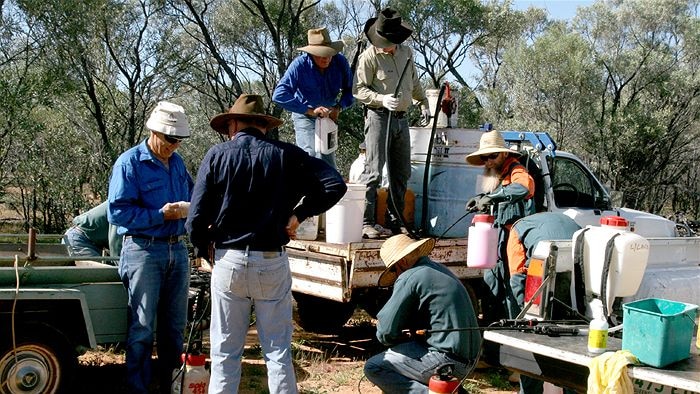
top-left (479, 153), bottom-right (500, 162)
top-left (162, 134), bottom-right (185, 144)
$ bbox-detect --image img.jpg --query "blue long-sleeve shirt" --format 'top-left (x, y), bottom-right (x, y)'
top-left (107, 139), bottom-right (193, 238)
top-left (272, 52), bottom-right (354, 114)
top-left (185, 127), bottom-right (347, 256)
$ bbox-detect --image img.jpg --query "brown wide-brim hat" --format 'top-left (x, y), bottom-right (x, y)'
top-left (210, 94), bottom-right (284, 134)
top-left (465, 130), bottom-right (521, 166)
top-left (298, 27), bottom-right (344, 57)
top-left (363, 7), bottom-right (413, 49)
top-left (378, 235), bottom-right (435, 287)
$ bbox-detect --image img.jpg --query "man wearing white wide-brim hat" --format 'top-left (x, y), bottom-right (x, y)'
top-left (108, 100), bottom-right (194, 393)
top-left (364, 234), bottom-right (481, 392)
top-left (273, 27), bottom-right (354, 168)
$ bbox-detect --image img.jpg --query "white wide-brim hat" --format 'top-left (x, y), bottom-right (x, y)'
top-left (465, 130), bottom-right (520, 166)
top-left (146, 101), bottom-right (191, 138)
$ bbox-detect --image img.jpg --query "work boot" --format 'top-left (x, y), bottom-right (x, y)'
top-left (373, 224), bottom-right (393, 237)
top-left (362, 225), bottom-right (380, 239)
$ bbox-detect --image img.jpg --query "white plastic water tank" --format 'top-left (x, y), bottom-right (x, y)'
top-left (572, 216), bottom-right (650, 312)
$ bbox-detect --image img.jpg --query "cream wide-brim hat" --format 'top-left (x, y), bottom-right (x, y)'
top-left (377, 235), bottom-right (436, 287)
top-left (465, 130), bottom-right (520, 166)
top-left (297, 27), bottom-right (344, 57)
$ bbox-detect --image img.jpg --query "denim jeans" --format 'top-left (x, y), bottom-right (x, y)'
top-left (208, 248), bottom-right (297, 394)
top-left (118, 236), bottom-right (190, 394)
top-left (364, 341), bottom-right (472, 393)
top-left (291, 112), bottom-right (336, 168)
top-left (360, 109), bottom-right (410, 227)
top-left (63, 226), bottom-right (102, 257)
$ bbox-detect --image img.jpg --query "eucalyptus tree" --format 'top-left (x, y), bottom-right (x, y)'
top-left (573, 0), bottom-right (700, 212)
top-left (496, 22), bottom-right (599, 148)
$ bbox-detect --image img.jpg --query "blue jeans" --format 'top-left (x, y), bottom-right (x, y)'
top-left (208, 248), bottom-right (297, 394)
top-left (291, 112), bottom-right (336, 168)
top-left (118, 236), bottom-right (190, 394)
top-left (364, 341), bottom-right (473, 393)
top-left (63, 226), bottom-right (102, 257)
top-left (360, 109), bottom-right (410, 227)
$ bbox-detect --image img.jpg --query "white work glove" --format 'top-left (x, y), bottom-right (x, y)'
top-left (420, 108), bottom-right (431, 125)
top-left (381, 94), bottom-right (399, 111)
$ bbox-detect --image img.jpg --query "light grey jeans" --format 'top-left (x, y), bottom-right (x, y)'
top-left (208, 248), bottom-right (297, 394)
top-left (360, 109), bottom-right (411, 227)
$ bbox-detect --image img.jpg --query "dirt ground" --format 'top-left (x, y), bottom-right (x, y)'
top-left (74, 311), bottom-right (518, 393)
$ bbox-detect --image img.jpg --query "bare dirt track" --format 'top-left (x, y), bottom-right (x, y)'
top-left (74, 312), bottom-right (518, 393)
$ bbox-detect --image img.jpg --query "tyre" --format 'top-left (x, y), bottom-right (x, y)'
top-left (292, 292), bottom-right (356, 333)
top-left (0, 325), bottom-right (75, 394)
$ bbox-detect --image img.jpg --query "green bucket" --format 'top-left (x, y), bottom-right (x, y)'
top-left (622, 298), bottom-right (698, 368)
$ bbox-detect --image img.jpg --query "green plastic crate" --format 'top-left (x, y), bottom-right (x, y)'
top-left (622, 298), bottom-right (698, 368)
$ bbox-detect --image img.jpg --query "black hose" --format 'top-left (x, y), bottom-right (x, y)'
top-left (384, 59), bottom-right (420, 239)
top-left (420, 83), bottom-right (448, 235)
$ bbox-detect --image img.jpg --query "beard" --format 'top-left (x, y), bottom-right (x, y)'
top-left (479, 167), bottom-right (501, 193)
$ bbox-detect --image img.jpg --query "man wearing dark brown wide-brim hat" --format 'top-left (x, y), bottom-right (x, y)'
top-left (364, 235), bottom-right (481, 392)
top-left (187, 93), bottom-right (347, 393)
top-left (209, 93), bottom-right (284, 135)
top-left (353, 8), bottom-right (431, 240)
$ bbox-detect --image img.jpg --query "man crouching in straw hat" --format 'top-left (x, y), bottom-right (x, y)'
top-left (465, 130), bottom-right (534, 323)
top-left (364, 234), bottom-right (481, 392)
top-left (273, 27), bottom-right (354, 168)
top-left (186, 94), bottom-right (347, 393)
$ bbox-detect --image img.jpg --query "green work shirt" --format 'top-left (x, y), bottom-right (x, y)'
top-left (376, 257), bottom-right (481, 361)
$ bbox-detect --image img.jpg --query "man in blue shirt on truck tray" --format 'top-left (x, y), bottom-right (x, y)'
top-left (272, 27), bottom-right (354, 168)
top-left (186, 94), bottom-right (346, 394)
top-left (108, 101), bottom-right (193, 394)
top-left (365, 234), bottom-right (481, 392)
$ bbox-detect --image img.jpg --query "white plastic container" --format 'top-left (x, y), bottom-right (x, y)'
top-left (295, 215), bottom-right (318, 241)
top-left (587, 317), bottom-right (609, 355)
top-left (171, 353), bottom-right (209, 394)
top-left (466, 214), bottom-right (498, 268)
top-left (572, 216), bottom-right (650, 314)
top-left (426, 89), bottom-right (458, 128)
top-left (314, 117), bottom-right (338, 154)
top-left (325, 183), bottom-right (366, 244)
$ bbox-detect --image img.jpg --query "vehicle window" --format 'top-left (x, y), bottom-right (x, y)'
top-left (548, 157), bottom-right (598, 208)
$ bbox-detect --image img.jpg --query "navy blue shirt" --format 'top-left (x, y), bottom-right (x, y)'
top-left (186, 128), bottom-right (346, 255)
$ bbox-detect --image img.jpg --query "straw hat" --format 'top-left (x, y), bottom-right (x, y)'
top-left (298, 28), bottom-right (344, 57)
top-left (146, 101), bottom-right (191, 138)
top-left (363, 8), bottom-right (413, 49)
top-left (378, 235), bottom-right (435, 287)
top-left (210, 94), bottom-right (284, 134)
top-left (465, 130), bottom-right (520, 166)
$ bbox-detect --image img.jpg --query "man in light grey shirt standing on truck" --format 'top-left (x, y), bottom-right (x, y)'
top-left (353, 7), bottom-right (430, 239)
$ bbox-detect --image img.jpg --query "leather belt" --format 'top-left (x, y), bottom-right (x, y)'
top-left (369, 107), bottom-right (407, 119)
top-left (126, 234), bottom-right (185, 244)
top-left (226, 245), bottom-right (285, 259)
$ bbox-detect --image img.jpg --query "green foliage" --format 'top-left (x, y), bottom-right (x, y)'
top-left (1, 0), bottom-right (699, 229)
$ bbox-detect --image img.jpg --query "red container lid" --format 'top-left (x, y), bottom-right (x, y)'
top-left (600, 216), bottom-right (628, 227)
top-left (181, 353), bottom-right (207, 366)
top-left (472, 214), bottom-right (495, 224)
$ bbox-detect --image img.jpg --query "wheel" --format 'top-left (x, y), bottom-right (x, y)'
top-left (0, 325), bottom-right (74, 394)
top-left (292, 292), bottom-right (356, 333)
